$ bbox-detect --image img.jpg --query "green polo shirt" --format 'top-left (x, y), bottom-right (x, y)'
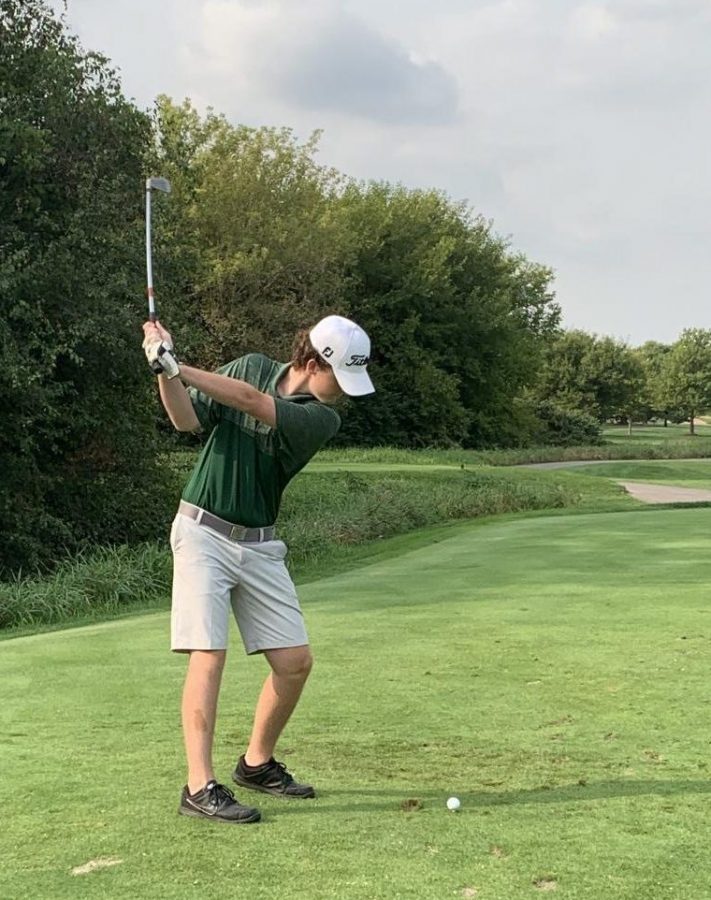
top-left (181, 353), bottom-right (341, 526)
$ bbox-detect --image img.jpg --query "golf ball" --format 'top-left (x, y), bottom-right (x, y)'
top-left (446, 796), bottom-right (461, 811)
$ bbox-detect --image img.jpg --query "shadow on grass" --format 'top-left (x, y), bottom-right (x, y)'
top-left (262, 779), bottom-right (711, 816)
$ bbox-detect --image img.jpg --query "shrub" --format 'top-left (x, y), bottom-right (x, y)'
top-left (533, 401), bottom-right (603, 446)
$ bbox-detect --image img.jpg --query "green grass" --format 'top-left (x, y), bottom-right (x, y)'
top-left (15, 444), bottom-right (711, 638)
top-left (2, 507), bottom-right (711, 899)
top-left (314, 440), bottom-right (711, 467)
top-left (565, 459), bottom-right (711, 490)
top-left (0, 544), bottom-right (172, 632)
top-left (602, 424), bottom-right (711, 444)
top-left (166, 429), bottom-right (711, 475)
top-left (0, 467), bottom-right (630, 635)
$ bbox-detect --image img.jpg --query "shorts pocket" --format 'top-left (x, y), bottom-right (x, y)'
top-left (169, 515), bottom-right (182, 552)
top-left (260, 540), bottom-right (288, 561)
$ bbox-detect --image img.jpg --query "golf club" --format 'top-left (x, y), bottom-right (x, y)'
top-left (145, 176), bottom-right (171, 323)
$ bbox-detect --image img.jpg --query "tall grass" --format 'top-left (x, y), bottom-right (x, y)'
top-left (316, 441), bottom-right (711, 467)
top-left (278, 468), bottom-right (577, 569)
top-left (5, 438), bottom-right (704, 634)
top-left (0, 544), bottom-right (171, 631)
top-left (1, 467), bottom-right (600, 633)
top-left (167, 434), bottom-right (711, 475)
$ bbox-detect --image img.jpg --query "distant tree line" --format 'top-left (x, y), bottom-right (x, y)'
top-left (534, 329), bottom-right (711, 440)
top-left (2, 0), bottom-right (710, 572)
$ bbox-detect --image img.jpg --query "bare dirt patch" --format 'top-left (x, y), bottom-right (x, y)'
top-left (71, 857), bottom-right (123, 876)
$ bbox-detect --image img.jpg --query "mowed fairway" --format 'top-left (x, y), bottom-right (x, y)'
top-left (2, 507), bottom-right (711, 899)
top-left (567, 459), bottom-right (711, 491)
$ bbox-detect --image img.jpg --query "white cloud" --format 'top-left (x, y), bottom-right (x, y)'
top-left (51, 0), bottom-right (711, 342)
top-left (186, 0), bottom-right (458, 125)
top-left (569, 4), bottom-right (618, 41)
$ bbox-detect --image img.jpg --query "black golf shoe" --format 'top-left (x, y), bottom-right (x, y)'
top-left (179, 780), bottom-right (261, 823)
top-left (232, 755), bottom-right (316, 798)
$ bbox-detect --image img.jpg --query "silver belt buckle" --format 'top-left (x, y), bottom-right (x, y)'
top-left (229, 524), bottom-right (248, 541)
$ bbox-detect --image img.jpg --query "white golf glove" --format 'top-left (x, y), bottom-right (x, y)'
top-left (143, 335), bottom-right (180, 379)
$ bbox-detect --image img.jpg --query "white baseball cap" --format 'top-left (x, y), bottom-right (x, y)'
top-left (309, 315), bottom-right (375, 397)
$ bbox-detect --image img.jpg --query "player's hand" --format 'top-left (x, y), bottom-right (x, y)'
top-left (154, 320), bottom-right (174, 350)
top-left (142, 320), bottom-right (173, 350)
top-left (142, 327), bottom-right (180, 379)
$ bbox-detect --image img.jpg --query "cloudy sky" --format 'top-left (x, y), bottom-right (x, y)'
top-left (51, 0), bottom-right (711, 345)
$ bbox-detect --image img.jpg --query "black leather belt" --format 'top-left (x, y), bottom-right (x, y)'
top-left (178, 501), bottom-right (275, 543)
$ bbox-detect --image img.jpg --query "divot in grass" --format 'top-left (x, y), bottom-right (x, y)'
top-left (643, 749), bottom-right (665, 763)
top-left (71, 857), bottom-right (122, 876)
top-left (541, 715), bottom-right (574, 728)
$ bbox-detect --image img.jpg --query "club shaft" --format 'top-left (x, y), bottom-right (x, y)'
top-left (145, 186), bottom-right (156, 321)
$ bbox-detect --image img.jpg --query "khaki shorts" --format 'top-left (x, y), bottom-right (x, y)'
top-left (169, 511), bottom-right (308, 654)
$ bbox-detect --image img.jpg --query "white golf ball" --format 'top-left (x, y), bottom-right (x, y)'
top-left (446, 796), bottom-right (461, 811)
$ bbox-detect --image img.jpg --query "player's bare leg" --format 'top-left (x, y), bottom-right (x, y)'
top-left (233, 645), bottom-right (316, 798)
top-left (182, 649), bottom-right (226, 792)
top-left (179, 649), bottom-right (261, 823)
top-left (246, 645), bottom-right (313, 764)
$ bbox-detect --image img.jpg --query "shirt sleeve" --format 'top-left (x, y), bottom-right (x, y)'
top-left (186, 360), bottom-right (243, 432)
top-left (274, 399), bottom-right (341, 473)
top-left (187, 385), bottom-right (223, 431)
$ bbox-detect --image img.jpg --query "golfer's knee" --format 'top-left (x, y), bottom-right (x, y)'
top-left (297, 649), bottom-right (314, 680)
top-left (271, 647), bottom-right (313, 681)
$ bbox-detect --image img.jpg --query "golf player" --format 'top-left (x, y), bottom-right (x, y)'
top-left (142, 315), bottom-right (374, 824)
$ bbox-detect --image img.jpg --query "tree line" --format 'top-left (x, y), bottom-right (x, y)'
top-left (535, 329), bottom-right (711, 440)
top-left (1, 0), bottom-right (709, 573)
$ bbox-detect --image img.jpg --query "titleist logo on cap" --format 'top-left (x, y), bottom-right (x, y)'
top-left (309, 315), bottom-right (375, 396)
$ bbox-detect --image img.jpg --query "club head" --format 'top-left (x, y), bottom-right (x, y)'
top-left (146, 176), bottom-right (171, 193)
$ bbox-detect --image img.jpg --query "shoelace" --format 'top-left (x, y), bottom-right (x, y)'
top-left (207, 782), bottom-right (236, 806)
top-left (271, 761), bottom-right (294, 784)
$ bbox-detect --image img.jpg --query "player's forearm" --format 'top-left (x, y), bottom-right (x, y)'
top-left (179, 365), bottom-right (276, 427)
top-left (158, 374), bottom-right (201, 432)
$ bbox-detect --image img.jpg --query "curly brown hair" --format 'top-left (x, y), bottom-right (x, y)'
top-left (290, 328), bottom-right (330, 371)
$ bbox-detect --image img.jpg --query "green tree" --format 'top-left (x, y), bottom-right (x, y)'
top-left (0, 0), bottom-right (173, 572)
top-left (636, 341), bottom-right (674, 425)
top-left (333, 183), bottom-right (559, 447)
top-left (661, 329), bottom-right (711, 435)
top-left (536, 331), bottom-right (597, 414)
top-left (537, 331), bottom-right (644, 427)
top-left (591, 336), bottom-right (645, 428)
top-left (150, 98), bottom-right (350, 368)
top-left (151, 105), bottom-right (560, 449)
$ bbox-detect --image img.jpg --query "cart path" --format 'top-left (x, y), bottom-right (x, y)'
top-left (616, 482), bottom-right (711, 504)
top-left (522, 458), bottom-right (711, 470)
top-left (520, 459), bottom-right (711, 503)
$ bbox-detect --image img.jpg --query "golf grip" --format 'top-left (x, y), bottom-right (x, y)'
top-left (147, 288), bottom-right (157, 322)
